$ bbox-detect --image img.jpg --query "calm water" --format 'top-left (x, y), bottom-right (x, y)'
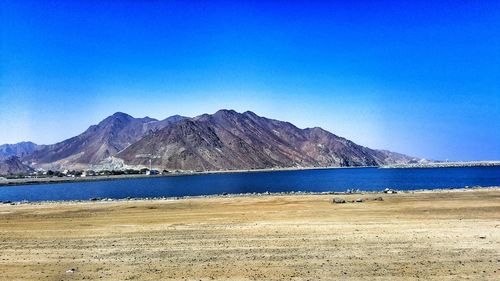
top-left (1, 166), bottom-right (499, 202)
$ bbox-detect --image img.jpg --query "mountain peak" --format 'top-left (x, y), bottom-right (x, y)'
top-left (140, 116), bottom-right (158, 123)
top-left (0, 141), bottom-right (40, 161)
top-left (164, 115), bottom-right (187, 122)
top-left (243, 110), bottom-right (258, 117)
top-left (214, 109), bottom-right (239, 116)
top-left (98, 112), bottom-right (135, 127)
top-left (27, 112), bottom-right (168, 167)
top-left (111, 112), bottom-right (134, 119)
top-left (0, 141), bottom-right (37, 147)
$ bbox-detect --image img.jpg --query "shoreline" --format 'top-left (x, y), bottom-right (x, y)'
top-left (3, 185), bottom-right (498, 205)
top-left (0, 165), bottom-right (376, 187)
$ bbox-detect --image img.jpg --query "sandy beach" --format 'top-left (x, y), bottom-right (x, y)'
top-left (0, 188), bottom-right (499, 280)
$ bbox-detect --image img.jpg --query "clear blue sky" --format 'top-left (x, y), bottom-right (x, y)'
top-left (1, 1), bottom-right (499, 161)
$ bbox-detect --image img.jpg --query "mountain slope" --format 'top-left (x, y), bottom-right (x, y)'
top-left (375, 150), bottom-right (422, 165)
top-left (0, 156), bottom-right (34, 176)
top-left (116, 110), bottom-right (419, 171)
top-left (0, 142), bottom-right (40, 161)
top-left (26, 112), bottom-right (185, 169)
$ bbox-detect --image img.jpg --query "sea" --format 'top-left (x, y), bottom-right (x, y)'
top-left (0, 166), bottom-right (499, 202)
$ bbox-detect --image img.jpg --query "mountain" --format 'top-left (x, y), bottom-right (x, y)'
top-left (116, 110), bottom-right (420, 171)
top-left (26, 112), bottom-right (187, 169)
top-left (144, 115), bottom-right (188, 132)
top-left (376, 150), bottom-right (422, 165)
top-left (0, 156), bottom-right (34, 176)
top-left (0, 141), bottom-right (40, 161)
top-left (19, 109), bottom-right (419, 171)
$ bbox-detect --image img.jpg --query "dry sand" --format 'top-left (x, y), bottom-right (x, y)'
top-left (0, 188), bottom-right (499, 280)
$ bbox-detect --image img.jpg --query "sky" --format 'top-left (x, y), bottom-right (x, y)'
top-left (0, 1), bottom-right (499, 161)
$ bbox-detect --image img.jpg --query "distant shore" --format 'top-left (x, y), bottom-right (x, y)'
top-left (382, 160), bottom-right (500, 168)
top-left (0, 165), bottom-right (375, 187)
top-left (2, 162), bottom-right (499, 187)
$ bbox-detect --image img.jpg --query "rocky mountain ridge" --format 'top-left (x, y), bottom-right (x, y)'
top-left (0, 141), bottom-right (40, 161)
top-left (116, 110), bottom-right (420, 171)
top-left (0, 110), bottom-right (420, 173)
top-left (0, 156), bottom-right (34, 176)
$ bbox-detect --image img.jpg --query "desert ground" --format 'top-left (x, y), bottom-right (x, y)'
top-left (0, 188), bottom-right (499, 280)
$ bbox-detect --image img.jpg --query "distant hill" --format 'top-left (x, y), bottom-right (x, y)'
top-left (116, 110), bottom-right (421, 171)
top-left (0, 156), bottom-right (34, 176)
top-left (0, 141), bottom-right (40, 161)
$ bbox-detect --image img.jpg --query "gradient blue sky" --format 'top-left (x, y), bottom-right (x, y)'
top-left (1, 1), bottom-right (499, 161)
